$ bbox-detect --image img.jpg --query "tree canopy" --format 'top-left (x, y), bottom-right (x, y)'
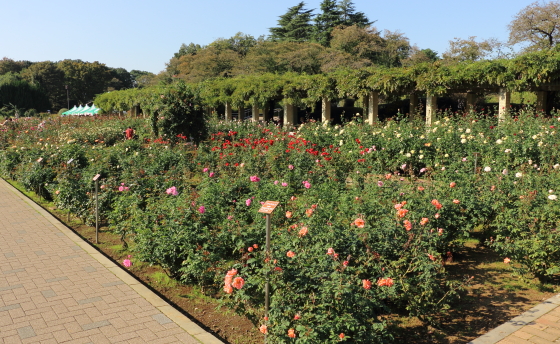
top-left (509, 1), bottom-right (560, 51)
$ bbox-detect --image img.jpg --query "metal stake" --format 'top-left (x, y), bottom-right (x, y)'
top-left (95, 179), bottom-right (99, 244)
top-left (265, 213), bottom-right (271, 344)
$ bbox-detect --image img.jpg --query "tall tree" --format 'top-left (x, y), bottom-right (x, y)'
top-left (0, 58), bottom-right (32, 75)
top-left (313, 0), bottom-right (342, 46)
top-left (338, 0), bottom-right (372, 27)
top-left (443, 36), bottom-right (498, 62)
top-left (57, 60), bottom-right (112, 105)
top-left (269, 2), bottom-right (315, 42)
top-left (20, 61), bottom-right (66, 110)
top-left (107, 67), bottom-right (133, 91)
top-left (174, 43), bottom-right (202, 59)
top-left (130, 70), bottom-right (156, 88)
top-left (508, 1), bottom-right (560, 51)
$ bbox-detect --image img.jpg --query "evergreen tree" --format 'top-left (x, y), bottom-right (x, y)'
top-left (269, 2), bottom-right (314, 42)
top-left (313, 0), bottom-right (342, 46)
top-left (338, 0), bottom-right (372, 27)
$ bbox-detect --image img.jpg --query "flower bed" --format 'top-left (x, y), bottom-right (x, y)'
top-left (2, 110), bottom-right (560, 343)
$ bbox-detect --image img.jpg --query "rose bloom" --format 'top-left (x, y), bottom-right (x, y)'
top-left (397, 208), bottom-right (409, 218)
top-left (449, 182), bottom-right (456, 188)
top-left (431, 199), bottom-right (442, 210)
top-left (339, 333), bottom-right (345, 339)
top-left (287, 250), bottom-right (295, 258)
top-left (504, 257), bottom-right (511, 264)
top-left (434, 213), bottom-right (440, 219)
top-left (223, 284), bottom-right (233, 294)
top-left (286, 211), bottom-right (292, 218)
top-left (377, 277), bottom-right (394, 287)
top-left (288, 329), bottom-right (296, 338)
top-left (394, 203), bottom-right (403, 210)
top-left (417, 186), bottom-right (425, 191)
top-left (453, 199), bottom-right (460, 204)
top-left (306, 208), bottom-right (314, 217)
top-left (198, 206), bottom-right (206, 214)
top-left (327, 247), bottom-right (335, 255)
top-left (298, 226), bottom-right (308, 237)
top-left (385, 173), bottom-right (392, 180)
top-left (232, 276), bottom-right (245, 290)
top-left (259, 325), bottom-right (268, 334)
top-left (250, 175), bottom-right (260, 182)
top-left (420, 217), bottom-right (429, 226)
top-left (403, 220), bottom-right (412, 231)
top-left (362, 279), bottom-right (372, 290)
top-left (354, 218), bottom-right (365, 228)
top-left (294, 314), bottom-right (301, 320)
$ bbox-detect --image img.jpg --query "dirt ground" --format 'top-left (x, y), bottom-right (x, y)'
top-left (40, 202), bottom-right (558, 344)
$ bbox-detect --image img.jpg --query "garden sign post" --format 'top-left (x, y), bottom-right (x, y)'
top-left (36, 158), bottom-right (43, 200)
top-left (66, 159), bottom-right (74, 222)
top-left (258, 200), bottom-right (279, 343)
top-left (93, 174), bottom-right (101, 244)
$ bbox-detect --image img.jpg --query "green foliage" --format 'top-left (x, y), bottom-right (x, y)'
top-left (6, 111), bottom-right (560, 342)
top-left (269, 2), bottom-right (315, 43)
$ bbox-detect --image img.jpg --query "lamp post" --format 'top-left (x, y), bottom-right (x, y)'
top-left (65, 85), bottom-right (69, 109)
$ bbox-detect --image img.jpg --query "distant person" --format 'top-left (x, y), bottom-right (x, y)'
top-left (124, 126), bottom-right (135, 140)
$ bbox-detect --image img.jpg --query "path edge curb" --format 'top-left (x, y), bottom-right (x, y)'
top-left (468, 293), bottom-right (560, 344)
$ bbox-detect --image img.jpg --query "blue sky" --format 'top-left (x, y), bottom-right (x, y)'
top-left (1, 0), bottom-right (533, 74)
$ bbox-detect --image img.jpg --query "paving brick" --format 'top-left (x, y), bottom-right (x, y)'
top-left (0, 179), bottom-right (216, 344)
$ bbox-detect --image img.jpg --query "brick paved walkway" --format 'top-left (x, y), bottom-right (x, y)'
top-left (0, 178), bottom-right (222, 344)
top-left (470, 293), bottom-right (560, 343)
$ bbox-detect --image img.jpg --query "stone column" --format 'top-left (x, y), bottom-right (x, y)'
top-left (426, 95), bottom-right (437, 126)
top-left (225, 102), bottom-right (233, 122)
top-left (284, 102), bottom-right (296, 125)
top-left (368, 91), bottom-right (379, 125)
top-left (498, 88), bottom-right (510, 122)
top-left (238, 106), bottom-right (245, 121)
top-left (466, 92), bottom-right (476, 112)
top-left (362, 95), bottom-right (369, 122)
top-left (263, 106), bottom-right (272, 122)
top-left (322, 98), bottom-right (331, 122)
top-left (252, 105), bottom-right (259, 122)
top-left (409, 93), bottom-right (418, 119)
top-left (536, 91), bottom-right (547, 113)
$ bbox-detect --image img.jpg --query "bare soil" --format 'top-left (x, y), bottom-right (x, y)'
top-left (23, 190), bottom-right (559, 344)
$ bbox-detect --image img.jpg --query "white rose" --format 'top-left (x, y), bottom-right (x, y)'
top-left (484, 166), bottom-right (491, 172)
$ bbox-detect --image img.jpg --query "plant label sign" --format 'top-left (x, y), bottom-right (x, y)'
top-left (92, 174), bottom-right (101, 181)
top-left (258, 201), bottom-right (280, 214)
top-left (67, 158), bottom-right (74, 164)
top-left (37, 158), bottom-right (43, 163)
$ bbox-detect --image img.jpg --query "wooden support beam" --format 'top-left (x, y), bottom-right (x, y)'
top-left (426, 95), bottom-right (437, 126)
